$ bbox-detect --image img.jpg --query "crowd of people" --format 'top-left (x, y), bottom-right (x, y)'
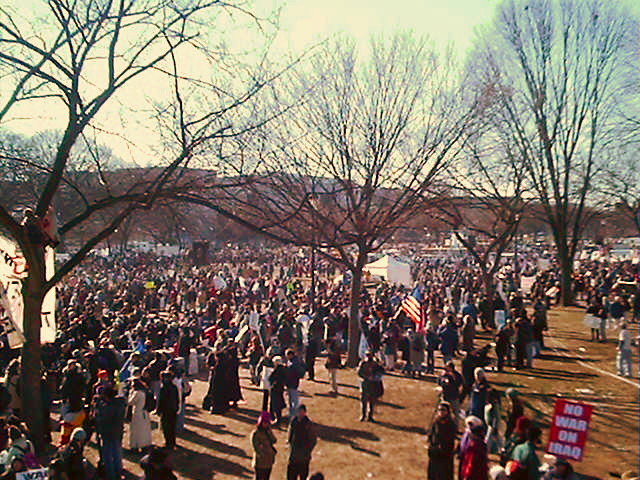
top-left (0, 244), bottom-right (635, 480)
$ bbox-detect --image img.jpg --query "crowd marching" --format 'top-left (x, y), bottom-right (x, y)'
top-left (0, 244), bottom-right (636, 480)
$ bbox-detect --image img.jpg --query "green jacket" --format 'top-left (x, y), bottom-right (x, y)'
top-left (251, 427), bottom-right (277, 469)
top-left (513, 441), bottom-right (541, 480)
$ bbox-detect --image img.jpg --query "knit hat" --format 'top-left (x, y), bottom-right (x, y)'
top-left (70, 427), bottom-right (87, 443)
top-left (257, 411), bottom-right (271, 427)
top-left (465, 415), bottom-right (483, 429)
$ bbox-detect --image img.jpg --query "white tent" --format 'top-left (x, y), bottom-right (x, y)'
top-left (364, 255), bottom-right (412, 287)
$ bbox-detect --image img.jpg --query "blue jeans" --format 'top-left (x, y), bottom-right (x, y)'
top-left (617, 349), bottom-right (632, 376)
top-left (526, 342), bottom-right (536, 367)
top-left (177, 401), bottom-right (185, 433)
top-left (287, 387), bottom-right (300, 419)
top-left (100, 436), bottom-right (122, 480)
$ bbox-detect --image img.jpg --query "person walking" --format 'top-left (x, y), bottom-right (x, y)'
top-left (504, 389), bottom-right (524, 439)
top-left (285, 349), bottom-right (306, 421)
top-left (425, 323), bottom-right (439, 374)
top-left (251, 412), bottom-right (277, 480)
top-left (324, 338), bottom-right (341, 395)
top-left (468, 367), bottom-right (491, 420)
top-left (127, 370), bottom-right (152, 453)
top-left (484, 389), bottom-right (502, 455)
top-left (617, 323), bottom-right (632, 378)
top-left (438, 320), bottom-right (458, 367)
top-left (458, 417), bottom-right (488, 480)
top-left (357, 351), bottom-right (384, 422)
top-left (427, 402), bottom-right (457, 480)
top-left (495, 322), bottom-right (513, 372)
top-left (438, 362), bottom-right (463, 427)
top-left (512, 425), bottom-right (542, 480)
top-left (268, 356), bottom-right (287, 425)
top-left (156, 371), bottom-right (179, 450)
top-left (94, 386), bottom-right (126, 480)
top-left (287, 405), bottom-right (317, 480)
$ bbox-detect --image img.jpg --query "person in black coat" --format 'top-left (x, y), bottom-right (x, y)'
top-left (156, 371), bottom-right (179, 450)
top-left (225, 346), bottom-right (243, 408)
top-left (208, 352), bottom-right (230, 414)
top-left (268, 356), bottom-right (287, 425)
top-left (428, 402), bottom-right (457, 480)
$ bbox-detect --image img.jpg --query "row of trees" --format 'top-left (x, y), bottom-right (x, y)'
top-left (0, 0), bottom-right (638, 445)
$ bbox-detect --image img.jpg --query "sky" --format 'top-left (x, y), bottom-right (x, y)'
top-left (0, 0), bottom-right (498, 164)
top-left (275, 0), bottom-right (499, 55)
top-left (4, 0), bottom-right (635, 165)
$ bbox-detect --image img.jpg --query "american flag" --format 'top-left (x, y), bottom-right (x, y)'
top-left (401, 286), bottom-right (424, 330)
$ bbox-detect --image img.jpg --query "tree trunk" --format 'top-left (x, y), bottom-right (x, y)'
top-left (346, 250), bottom-right (367, 367)
top-left (558, 247), bottom-right (574, 306)
top-left (482, 272), bottom-right (495, 326)
top-left (21, 263), bottom-right (45, 452)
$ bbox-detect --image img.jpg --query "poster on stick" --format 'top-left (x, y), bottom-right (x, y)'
top-left (546, 399), bottom-right (594, 462)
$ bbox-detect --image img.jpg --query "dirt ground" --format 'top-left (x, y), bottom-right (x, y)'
top-left (74, 306), bottom-right (638, 480)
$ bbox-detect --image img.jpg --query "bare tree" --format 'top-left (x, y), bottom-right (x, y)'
top-left (0, 0), bottom-right (283, 447)
top-left (437, 117), bottom-right (528, 315)
top-left (600, 150), bottom-right (640, 235)
top-left (183, 34), bottom-right (475, 366)
top-left (470, 0), bottom-right (639, 305)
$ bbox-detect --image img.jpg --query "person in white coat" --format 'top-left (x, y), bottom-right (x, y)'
top-left (128, 370), bottom-right (152, 453)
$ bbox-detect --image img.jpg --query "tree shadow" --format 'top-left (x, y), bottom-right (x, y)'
top-left (507, 368), bottom-right (597, 380)
top-left (172, 444), bottom-right (252, 479)
top-left (183, 417), bottom-right (246, 438)
top-left (315, 422), bottom-right (380, 444)
top-left (376, 420), bottom-right (426, 435)
top-left (179, 427), bottom-right (250, 459)
top-left (337, 382), bottom-right (359, 390)
top-left (378, 400), bottom-right (406, 410)
top-left (224, 406), bottom-right (263, 426)
top-left (314, 422), bottom-right (381, 457)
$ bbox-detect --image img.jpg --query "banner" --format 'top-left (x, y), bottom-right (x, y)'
top-left (17, 468), bottom-right (48, 480)
top-left (546, 399), bottom-right (594, 462)
top-left (0, 280), bottom-right (25, 348)
top-left (520, 275), bottom-right (536, 295)
top-left (0, 235), bottom-right (56, 345)
top-left (41, 247), bottom-right (56, 343)
top-left (0, 235), bottom-right (27, 280)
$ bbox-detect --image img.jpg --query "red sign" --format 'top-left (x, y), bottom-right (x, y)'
top-left (546, 399), bottom-right (594, 461)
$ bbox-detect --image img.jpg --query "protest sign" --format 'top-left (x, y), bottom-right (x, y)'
top-left (17, 468), bottom-right (48, 480)
top-left (546, 399), bottom-right (594, 461)
top-left (0, 235), bottom-right (56, 345)
top-left (520, 275), bottom-right (536, 295)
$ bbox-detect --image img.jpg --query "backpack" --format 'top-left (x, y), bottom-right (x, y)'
top-left (144, 389), bottom-right (156, 412)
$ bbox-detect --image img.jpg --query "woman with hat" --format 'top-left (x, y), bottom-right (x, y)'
top-left (468, 367), bottom-right (491, 420)
top-left (427, 402), bottom-right (456, 480)
top-left (268, 356), bottom-right (287, 425)
top-left (127, 368), bottom-right (152, 453)
top-left (251, 412), bottom-right (277, 480)
top-left (458, 416), bottom-right (488, 480)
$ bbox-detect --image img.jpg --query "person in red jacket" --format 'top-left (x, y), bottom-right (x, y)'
top-left (458, 418), bottom-right (488, 480)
